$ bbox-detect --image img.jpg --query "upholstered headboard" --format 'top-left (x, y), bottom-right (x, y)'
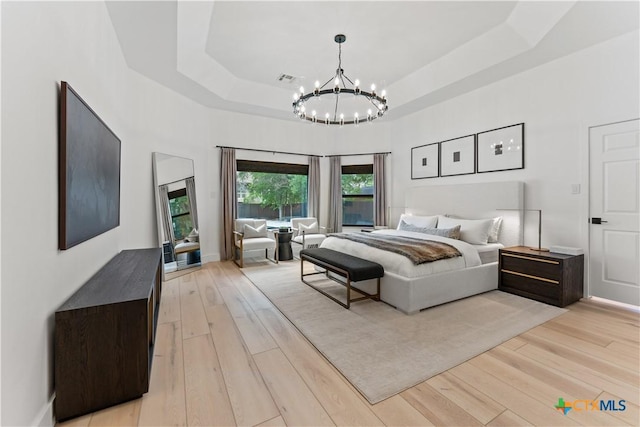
top-left (403, 181), bottom-right (524, 247)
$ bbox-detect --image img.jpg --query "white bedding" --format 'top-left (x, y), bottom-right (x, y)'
top-left (320, 229), bottom-right (481, 278)
top-left (474, 242), bottom-right (504, 264)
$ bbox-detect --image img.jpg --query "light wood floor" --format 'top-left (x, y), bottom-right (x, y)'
top-left (59, 260), bottom-right (640, 427)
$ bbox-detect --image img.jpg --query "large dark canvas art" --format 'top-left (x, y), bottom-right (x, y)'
top-left (59, 82), bottom-right (121, 249)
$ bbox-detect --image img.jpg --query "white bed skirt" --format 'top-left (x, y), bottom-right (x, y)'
top-left (349, 262), bottom-right (499, 314)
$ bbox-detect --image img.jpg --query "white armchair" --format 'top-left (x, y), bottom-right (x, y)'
top-left (233, 219), bottom-right (277, 268)
top-left (291, 217), bottom-right (329, 254)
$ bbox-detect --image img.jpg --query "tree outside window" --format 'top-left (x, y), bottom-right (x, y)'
top-left (342, 165), bottom-right (374, 226)
top-left (236, 160), bottom-right (308, 227)
top-left (168, 188), bottom-right (193, 240)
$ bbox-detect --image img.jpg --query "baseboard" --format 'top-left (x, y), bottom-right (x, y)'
top-left (202, 252), bottom-right (221, 263)
top-left (31, 394), bottom-right (55, 427)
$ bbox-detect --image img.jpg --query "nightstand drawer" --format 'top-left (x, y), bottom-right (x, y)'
top-left (501, 252), bottom-right (562, 281)
top-left (501, 270), bottom-right (560, 300)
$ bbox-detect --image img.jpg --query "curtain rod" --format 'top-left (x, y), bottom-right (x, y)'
top-left (326, 151), bottom-right (392, 157)
top-left (216, 145), bottom-right (391, 158)
top-left (216, 145), bottom-right (320, 157)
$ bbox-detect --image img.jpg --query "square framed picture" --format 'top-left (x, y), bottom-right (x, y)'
top-left (476, 123), bottom-right (524, 173)
top-left (439, 134), bottom-right (475, 177)
top-left (411, 143), bottom-right (439, 179)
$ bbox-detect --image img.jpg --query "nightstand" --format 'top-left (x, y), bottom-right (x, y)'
top-left (498, 246), bottom-right (584, 307)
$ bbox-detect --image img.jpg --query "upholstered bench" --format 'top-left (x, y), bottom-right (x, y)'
top-left (300, 248), bottom-right (384, 309)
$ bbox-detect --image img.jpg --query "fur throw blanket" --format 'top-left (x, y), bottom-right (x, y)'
top-left (329, 232), bottom-right (461, 265)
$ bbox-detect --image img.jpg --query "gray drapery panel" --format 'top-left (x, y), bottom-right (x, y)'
top-left (307, 156), bottom-right (320, 220)
top-left (185, 176), bottom-right (199, 230)
top-left (328, 156), bottom-right (342, 233)
top-left (159, 184), bottom-right (175, 244)
top-left (374, 153), bottom-right (388, 227)
top-left (221, 148), bottom-right (237, 260)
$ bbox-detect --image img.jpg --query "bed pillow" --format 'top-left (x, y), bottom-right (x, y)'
top-left (396, 214), bottom-right (438, 230)
top-left (487, 217), bottom-right (503, 243)
top-left (437, 216), bottom-right (493, 245)
top-left (299, 221), bottom-right (319, 234)
top-left (446, 215), bottom-right (503, 243)
top-left (243, 223), bottom-right (267, 239)
top-left (398, 221), bottom-right (461, 239)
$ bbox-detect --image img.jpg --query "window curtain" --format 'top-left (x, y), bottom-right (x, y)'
top-left (307, 156), bottom-right (320, 220)
top-left (185, 176), bottom-right (199, 230)
top-left (221, 148), bottom-right (237, 260)
top-left (373, 153), bottom-right (388, 227)
top-left (159, 184), bottom-right (175, 244)
top-left (328, 156), bottom-right (342, 233)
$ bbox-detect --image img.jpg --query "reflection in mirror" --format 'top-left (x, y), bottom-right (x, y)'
top-left (152, 152), bottom-right (201, 280)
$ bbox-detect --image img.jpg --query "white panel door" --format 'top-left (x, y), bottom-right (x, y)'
top-left (589, 119), bottom-right (640, 305)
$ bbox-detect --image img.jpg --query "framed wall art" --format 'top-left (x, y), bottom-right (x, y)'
top-left (411, 142), bottom-right (439, 179)
top-left (439, 134), bottom-right (475, 177)
top-left (476, 123), bottom-right (524, 173)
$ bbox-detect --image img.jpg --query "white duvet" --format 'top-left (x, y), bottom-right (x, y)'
top-left (320, 229), bottom-right (481, 278)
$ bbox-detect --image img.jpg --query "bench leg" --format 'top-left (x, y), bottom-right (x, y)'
top-left (300, 255), bottom-right (381, 309)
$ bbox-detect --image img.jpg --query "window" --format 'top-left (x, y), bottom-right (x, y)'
top-left (342, 164), bottom-right (374, 226)
top-left (236, 160), bottom-right (308, 227)
top-left (168, 188), bottom-right (193, 240)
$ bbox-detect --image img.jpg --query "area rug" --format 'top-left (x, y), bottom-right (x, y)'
top-left (241, 261), bottom-right (566, 404)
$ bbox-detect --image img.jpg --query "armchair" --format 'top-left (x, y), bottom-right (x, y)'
top-left (233, 219), bottom-right (278, 268)
top-left (291, 217), bottom-right (329, 254)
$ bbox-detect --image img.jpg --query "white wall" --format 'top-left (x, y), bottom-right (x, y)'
top-left (388, 30), bottom-right (639, 250)
top-left (0, 2), bottom-right (214, 425)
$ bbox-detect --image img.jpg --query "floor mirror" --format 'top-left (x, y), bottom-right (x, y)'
top-left (152, 152), bottom-right (201, 280)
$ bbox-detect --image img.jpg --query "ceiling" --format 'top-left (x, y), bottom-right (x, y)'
top-left (106, 1), bottom-right (639, 123)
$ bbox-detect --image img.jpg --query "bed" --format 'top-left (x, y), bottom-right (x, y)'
top-left (320, 181), bottom-right (524, 314)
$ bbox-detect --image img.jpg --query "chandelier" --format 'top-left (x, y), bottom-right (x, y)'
top-left (292, 34), bottom-right (388, 125)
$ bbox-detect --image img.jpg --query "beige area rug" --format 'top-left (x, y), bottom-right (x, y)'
top-left (241, 261), bottom-right (567, 404)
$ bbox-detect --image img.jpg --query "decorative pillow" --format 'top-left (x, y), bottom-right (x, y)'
top-left (396, 214), bottom-right (438, 230)
top-left (446, 215), bottom-right (503, 243)
top-left (437, 216), bottom-right (493, 245)
top-left (399, 220), bottom-right (461, 240)
top-left (243, 223), bottom-right (267, 239)
top-left (299, 221), bottom-right (319, 234)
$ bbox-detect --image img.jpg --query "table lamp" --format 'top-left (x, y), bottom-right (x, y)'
top-left (498, 208), bottom-right (548, 252)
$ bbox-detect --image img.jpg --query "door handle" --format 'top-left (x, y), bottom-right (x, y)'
top-left (591, 217), bottom-right (608, 224)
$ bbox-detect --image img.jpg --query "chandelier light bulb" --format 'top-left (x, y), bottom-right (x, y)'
top-left (370, 84), bottom-right (376, 91)
top-left (381, 90), bottom-right (386, 99)
top-left (315, 81), bottom-right (320, 88)
top-left (299, 86), bottom-right (304, 94)
top-left (355, 79), bottom-right (360, 87)
top-left (312, 110), bottom-right (316, 116)
top-left (293, 93), bottom-right (299, 101)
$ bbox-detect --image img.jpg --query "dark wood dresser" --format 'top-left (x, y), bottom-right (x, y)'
top-left (499, 246), bottom-right (584, 307)
top-left (54, 248), bottom-right (162, 421)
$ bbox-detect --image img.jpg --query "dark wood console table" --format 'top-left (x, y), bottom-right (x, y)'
top-left (54, 248), bottom-right (162, 421)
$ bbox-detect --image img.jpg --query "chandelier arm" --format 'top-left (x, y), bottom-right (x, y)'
top-left (319, 75), bottom-right (336, 90)
top-left (342, 73), bottom-right (355, 86)
top-left (334, 93), bottom-right (339, 121)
